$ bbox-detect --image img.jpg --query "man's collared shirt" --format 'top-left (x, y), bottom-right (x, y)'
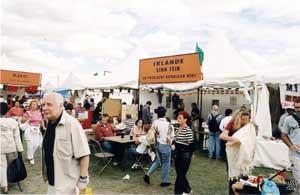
top-left (42, 110), bottom-right (90, 194)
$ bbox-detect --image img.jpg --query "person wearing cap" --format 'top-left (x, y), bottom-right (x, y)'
top-left (143, 106), bottom-right (174, 187)
top-left (281, 104), bottom-right (300, 194)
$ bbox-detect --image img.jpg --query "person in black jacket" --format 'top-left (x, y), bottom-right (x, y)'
top-left (173, 111), bottom-right (194, 195)
top-left (92, 101), bottom-right (102, 124)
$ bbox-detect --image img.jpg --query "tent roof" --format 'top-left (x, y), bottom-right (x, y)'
top-left (140, 33), bottom-right (257, 91)
top-left (202, 33), bottom-right (256, 83)
top-left (60, 72), bottom-right (86, 90)
top-left (258, 65), bottom-right (300, 84)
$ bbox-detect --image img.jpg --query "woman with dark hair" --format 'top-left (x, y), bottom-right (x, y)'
top-left (173, 111), bottom-right (194, 195)
top-left (143, 106), bottom-right (174, 187)
top-left (131, 119), bottom-right (145, 136)
top-left (0, 102), bottom-right (23, 193)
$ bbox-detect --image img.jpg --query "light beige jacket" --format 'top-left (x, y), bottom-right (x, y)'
top-left (42, 111), bottom-right (90, 194)
top-left (0, 117), bottom-right (23, 154)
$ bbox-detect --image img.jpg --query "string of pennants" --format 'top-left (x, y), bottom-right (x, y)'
top-left (141, 86), bottom-right (262, 96)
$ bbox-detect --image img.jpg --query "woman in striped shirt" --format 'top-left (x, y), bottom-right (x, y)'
top-left (173, 111), bottom-right (194, 195)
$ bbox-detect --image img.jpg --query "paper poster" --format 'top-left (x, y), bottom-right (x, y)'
top-left (280, 84), bottom-right (300, 108)
top-left (122, 104), bottom-right (138, 121)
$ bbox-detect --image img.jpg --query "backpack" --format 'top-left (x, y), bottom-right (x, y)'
top-left (208, 113), bottom-right (220, 133)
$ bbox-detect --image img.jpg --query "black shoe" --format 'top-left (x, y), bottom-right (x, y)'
top-left (143, 175), bottom-right (150, 184)
top-left (160, 182), bottom-right (171, 187)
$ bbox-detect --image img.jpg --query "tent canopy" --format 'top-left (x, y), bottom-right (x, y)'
top-left (202, 33), bottom-right (256, 84)
top-left (59, 72), bottom-right (86, 90)
top-left (140, 33), bottom-right (257, 91)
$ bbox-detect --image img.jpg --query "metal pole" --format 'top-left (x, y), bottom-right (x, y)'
top-left (199, 86), bottom-right (203, 119)
top-left (197, 88), bottom-right (200, 107)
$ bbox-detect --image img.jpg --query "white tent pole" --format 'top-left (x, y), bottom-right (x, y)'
top-left (252, 80), bottom-right (258, 122)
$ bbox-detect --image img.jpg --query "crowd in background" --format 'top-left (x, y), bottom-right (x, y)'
top-left (0, 92), bottom-right (299, 194)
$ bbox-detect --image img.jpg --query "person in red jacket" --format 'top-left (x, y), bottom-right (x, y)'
top-left (95, 113), bottom-right (116, 152)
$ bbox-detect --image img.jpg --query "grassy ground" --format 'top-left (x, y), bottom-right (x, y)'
top-left (8, 143), bottom-right (292, 194)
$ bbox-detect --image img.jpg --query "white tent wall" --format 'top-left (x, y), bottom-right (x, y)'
top-left (75, 89), bottom-right (134, 106)
top-left (140, 90), bottom-right (249, 121)
top-left (255, 84), bottom-right (272, 138)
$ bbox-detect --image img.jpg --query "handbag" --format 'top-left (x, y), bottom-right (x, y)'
top-left (7, 153), bottom-right (27, 183)
top-left (6, 152), bottom-right (18, 165)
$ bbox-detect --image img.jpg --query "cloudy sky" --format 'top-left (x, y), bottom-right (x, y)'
top-left (1, 0), bottom-right (300, 87)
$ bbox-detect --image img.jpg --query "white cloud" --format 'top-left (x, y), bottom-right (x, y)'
top-left (2, 0), bottom-right (300, 85)
top-left (140, 32), bottom-right (181, 54)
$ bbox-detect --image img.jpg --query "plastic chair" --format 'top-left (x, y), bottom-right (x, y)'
top-left (89, 139), bottom-right (115, 175)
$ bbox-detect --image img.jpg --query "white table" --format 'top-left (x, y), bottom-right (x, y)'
top-left (253, 138), bottom-right (291, 170)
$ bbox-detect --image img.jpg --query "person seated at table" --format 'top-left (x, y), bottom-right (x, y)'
top-left (108, 115), bottom-right (116, 129)
top-left (131, 119), bottom-right (145, 136)
top-left (124, 114), bottom-right (136, 135)
top-left (94, 113), bottom-right (116, 153)
top-left (127, 124), bottom-right (156, 167)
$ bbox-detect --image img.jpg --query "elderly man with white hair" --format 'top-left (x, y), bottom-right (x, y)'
top-left (41, 93), bottom-right (90, 194)
top-left (206, 105), bottom-right (223, 159)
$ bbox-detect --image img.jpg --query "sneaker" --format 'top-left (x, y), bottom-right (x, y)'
top-left (131, 163), bottom-right (138, 169)
top-left (182, 191), bottom-right (192, 195)
top-left (30, 159), bottom-right (35, 165)
top-left (160, 182), bottom-right (171, 187)
top-left (113, 162), bottom-right (119, 166)
top-left (143, 175), bottom-right (150, 184)
top-left (149, 152), bottom-right (156, 162)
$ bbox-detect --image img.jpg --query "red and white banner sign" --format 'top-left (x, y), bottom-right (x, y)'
top-left (280, 84), bottom-right (300, 108)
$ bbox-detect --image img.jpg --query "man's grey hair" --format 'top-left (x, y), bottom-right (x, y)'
top-left (44, 92), bottom-right (64, 108)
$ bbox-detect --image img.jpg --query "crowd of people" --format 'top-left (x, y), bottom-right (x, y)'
top-left (0, 92), bottom-right (299, 195)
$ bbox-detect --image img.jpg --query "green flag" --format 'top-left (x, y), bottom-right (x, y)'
top-left (3, 84), bottom-right (7, 91)
top-left (195, 43), bottom-right (204, 65)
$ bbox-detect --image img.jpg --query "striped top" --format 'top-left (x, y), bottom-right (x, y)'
top-left (174, 126), bottom-right (194, 146)
top-left (124, 119), bottom-right (135, 134)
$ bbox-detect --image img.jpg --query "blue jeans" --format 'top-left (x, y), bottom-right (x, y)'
top-left (208, 132), bottom-right (220, 159)
top-left (102, 141), bottom-right (113, 153)
top-left (147, 143), bottom-right (171, 183)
